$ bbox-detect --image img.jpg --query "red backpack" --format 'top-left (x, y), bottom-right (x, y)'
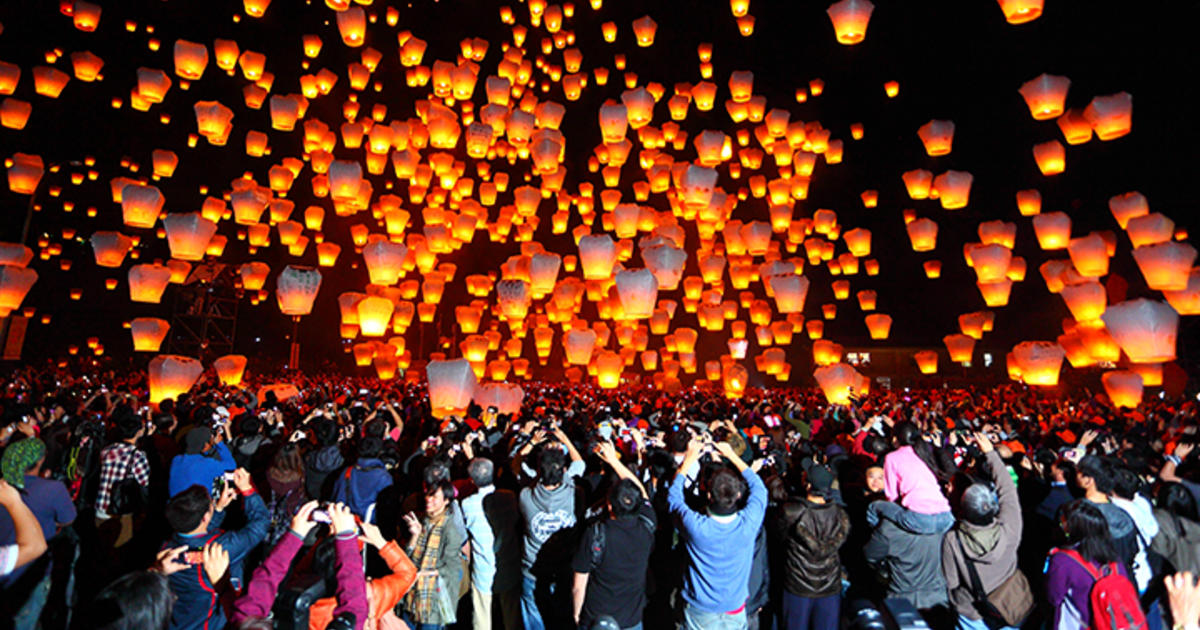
top-left (1053, 548), bottom-right (1147, 630)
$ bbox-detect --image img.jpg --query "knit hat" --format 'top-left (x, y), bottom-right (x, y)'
top-left (808, 464), bottom-right (835, 494)
top-left (2, 437), bottom-right (45, 490)
top-left (183, 426), bottom-right (214, 454)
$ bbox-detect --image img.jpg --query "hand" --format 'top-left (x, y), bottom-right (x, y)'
top-left (1176, 443), bottom-right (1194, 460)
top-left (1165, 572), bottom-right (1200, 629)
top-left (684, 436), bottom-right (705, 460)
top-left (1078, 429), bottom-right (1099, 448)
top-left (974, 432), bottom-right (994, 454)
top-left (154, 546), bottom-right (189, 575)
top-left (215, 484), bottom-right (238, 512)
top-left (290, 500), bottom-right (320, 538)
top-left (403, 511), bottom-right (422, 539)
top-left (231, 468), bottom-right (252, 492)
top-left (714, 440), bottom-right (739, 461)
top-left (595, 440), bottom-right (618, 462)
top-left (14, 419), bottom-right (35, 437)
top-left (202, 541), bottom-right (229, 584)
top-left (0, 479), bottom-right (19, 506)
top-left (359, 521), bottom-right (388, 549)
top-left (328, 502), bottom-right (357, 535)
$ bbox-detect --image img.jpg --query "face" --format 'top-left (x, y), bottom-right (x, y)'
top-left (1075, 471), bottom-right (1092, 490)
top-left (425, 489), bottom-right (448, 517)
top-left (865, 467), bottom-right (885, 493)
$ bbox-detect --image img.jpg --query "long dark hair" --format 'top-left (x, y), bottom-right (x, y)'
top-left (269, 443), bottom-right (305, 481)
top-left (891, 421), bottom-right (944, 482)
top-left (1157, 482), bottom-right (1200, 522)
top-left (1059, 499), bottom-right (1120, 566)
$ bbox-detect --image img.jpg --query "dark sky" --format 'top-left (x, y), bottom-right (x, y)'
top-left (0, 0), bottom-right (1197, 383)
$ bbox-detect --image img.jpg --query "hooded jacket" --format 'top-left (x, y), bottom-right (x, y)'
top-left (776, 498), bottom-right (851, 598)
top-left (519, 459), bottom-right (585, 576)
top-left (332, 457), bottom-right (393, 522)
top-left (305, 444), bottom-right (345, 500)
top-left (941, 450), bottom-right (1022, 619)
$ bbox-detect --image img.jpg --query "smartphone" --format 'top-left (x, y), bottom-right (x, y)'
top-left (183, 549), bottom-right (204, 565)
top-left (311, 508), bottom-right (332, 524)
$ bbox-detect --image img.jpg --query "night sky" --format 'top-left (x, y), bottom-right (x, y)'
top-left (0, 0), bottom-right (1196, 385)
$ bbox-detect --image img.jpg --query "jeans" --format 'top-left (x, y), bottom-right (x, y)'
top-left (867, 501), bottom-right (955, 534)
top-left (402, 611), bottom-right (445, 630)
top-left (13, 573), bottom-right (51, 630)
top-left (683, 602), bottom-right (749, 630)
top-left (522, 573), bottom-right (571, 630)
top-left (955, 614), bottom-right (1016, 630)
top-left (781, 592), bottom-right (840, 630)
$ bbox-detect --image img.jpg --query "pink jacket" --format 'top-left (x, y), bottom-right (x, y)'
top-left (883, 446), bottom-right (950, 515)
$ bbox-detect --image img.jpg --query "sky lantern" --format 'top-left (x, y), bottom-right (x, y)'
top-left (239, 262), bottom-right (270, 291)
top-left (978, 279), bottom-right (1013, 307)
top-left (32, 66), bottom-right (69, 98)
top-left (906, 218), bottom-right (938, 252)
top-left (997, 0), bottom-right (1043, 24)
top-left (1067, 233), bottom-right (1110, 277)
top-left (917, 119), bottom-right (955, 156)
top-left (496, 278), bottom-right (531, 320)
top-left (1083, 92), bottom-right (1133, 140)
top-left (1016, 189), bottom-right (1042, 217)
top-left (767, 274), bottom-right (809, 313)
top-left (914, 350), bottom-right (938, 374)
top-left (944, 333), bottom-right (976, 363)
top-left (969, 243), bottom-right (1013, 283)
top-left (72, 0), bottom-right (101, 31)
top-left (0, 266), bottom-right (37, 317)
top-left (1032, 211), bottom-right (1071, 250)
top-left (1132, 242), bottom-right (1196, 291)
top-left (174, 40), bottom-right (209, 79)
top-left (69, 51), bottom-right (104, 82)
top-left (193, 100), bottom-right (234, 145)
top-left (356, 297), bottom-right (394, 337)
top-left (362, 240), bottom-right (408, 285)
top-left (902, 169), bottom-right (933, 199)
top-left (1126, 213), bottom-right (1174, 248)
top-left (722, 362), bottom-right (748, 399)
top-left (843, 228), bottom-right (871, 257)
top-left (1102, 298), bottom-right (1178, 363)
top-left (1032, 140), bottom-right (1065, 175)
top-left (90, 231), bottom-right (134, 267)
top-left (1013, 341), bottom-right (1064, 386)
top-left (213, 355), bottom-right (248, 386)
top-left (8, 153), bottom-right (45, 195)
top-left (1060, 281), bottom-right (1107, 322)
top-left (1102, 371), bottom-right (1143, 409)
top-left (426, 358), bottom-right (477, 418)
top-left (865, 313), bottom-right (892, 339)
top-left (642, 243), bottom-right (686, 290)
top-left (130, 317), bottom-right (170, 352)
top-left (1056, 109), bottom-right (1093, 145)
top-left (163, 213), bottom-right (217, 261)
top-left (826, 0), bottom-right (874, 45)
top-left (1, 99), bottom-right (32, 130)
top-left (136, 68), bottom-right (172, 103)
top-left (631, 15), bottom-right (658, 47)
top-left (0, 244), bottom-right (31, 269)
top-left (814, 363), bottom-right (862, 405)
top-left (128, 264), bottom-right (173, 303)
top-left (336, 7), bottom-right (367, 46)
top-left (1108, 191), bottom-right (1148, 229)
top-left (1018, 73), bottom-right (1069, 119)
top-left (1163, 269), bottom-right (1200, 315)
top-left (565, 329), bottom-right (598, 365)
top-left (616, 269), bottom-right (659, 319)
top-left (276, 265), bottom-right (322, 315)
top-left (148, 355), bottom-right (204, 405)
top-left (579, 234), bottom-right (617, 279)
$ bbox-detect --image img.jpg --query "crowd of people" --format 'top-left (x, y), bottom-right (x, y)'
top-left (0, 363), bottom-right (1199, 630)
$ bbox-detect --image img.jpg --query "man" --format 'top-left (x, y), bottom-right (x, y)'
top-left (517, 425), bottom-right (585, 630)
top-left (164, 468), bottom-right (269, 630)
top-left (0, 437), bottom-right (75, 630)
top-left (168, 425), bottom-right (237, 498)
top-left (1034, 457), bottom-right (1074, 521)
top-left (95, 414), bottom-right (150, 549)
top-left (1075, 455), bottom-right (1138, 571)
top-left (331, 436), bottom-right (393, 522)
top-left (462, 457), bottom-right (522, 630)
top-left (668, 436), bottom-right (767, 630)
top-left (572, 443), bottom-right (655, 630)
top-left (942, 434), bottom-right (1032, 630)
top-left (0, 479), bottom-right (46, 579)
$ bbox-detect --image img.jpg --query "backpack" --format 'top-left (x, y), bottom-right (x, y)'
top-left (1052, 548), bottom-right (1146, 630)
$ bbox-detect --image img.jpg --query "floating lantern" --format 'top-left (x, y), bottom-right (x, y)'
top-left (130, 317), bottom-right (170, 352)
top-left (944, 334), bottom-right (976, 363)
top-left (1102, 371), bottom-right (1143, 408)
top-left (1132, 242), bottom-right (1196, 291)
top-left (426, 358), bottom-right (477, 418)
top-left (128, 264), bottom-right (173, 303)
top-left (0, 266), bottom-right (37, 317)
top-left (914, 350), bottom-right (938, 374)
top-left (1013, 341), bottom-right (1064, 386)
top-left (918, 119), bottom-right (955, 156)
top-left (213, 354), bottom-right (248, 386)
top-left (276, 266), bottom-right (322, 315)
top-left (1101, 299), bottom-right (1178, 364)
top-left (1083, 92), bottom-right (1133, 141)
top-left (1018, 73), bottom-right (1069, 119)
top-left (826, 0), bottom-right (874, 45)
top-left (148, 355), bottom-right (204, 405)
top-left (163, 213), bottom-right (217, 261)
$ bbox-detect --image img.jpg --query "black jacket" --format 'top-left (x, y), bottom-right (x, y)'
top-left (775, 498), bottom-right (850, 598)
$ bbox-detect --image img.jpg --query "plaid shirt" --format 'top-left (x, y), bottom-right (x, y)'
top-left (95, 441), bottom-right (150, 517)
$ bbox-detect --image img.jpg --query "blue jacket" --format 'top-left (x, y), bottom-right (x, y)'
top-left (668, 466), bottom-right (767, 614)
top-left (169, 442), bottom-right (237, 498)
top-left (331, 457), bottom-right (393, 521)
top-left (166, 490), bottom-right (269, 630)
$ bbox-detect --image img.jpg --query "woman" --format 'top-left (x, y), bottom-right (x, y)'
top-left (1046, 500), bottom-right (1138, 628)
top-left (308, 521), bottom-right (417, 630)
top-left (1151, 482), bottom-right (1200, 577)
top-left (776, 464), bottom-right (850, 630)
top-left (401, 480), bottom-right (465, 630)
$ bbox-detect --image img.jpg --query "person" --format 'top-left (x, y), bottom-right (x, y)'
top-left (775, 462), bottom-right (850, 630)
top-left (86, 570), bottom-right (176, 630)
top-left (331, 436), bottom-right (393, 522)
top-left (941, 434), bottom-right (1031, 630)
top-left (167, 426), bottom-right (237, 498)
top-left (95, 414), bottom-right (150, 549)
top-left (264, 443), bottom-right (308, 545)
top-left (1034, 458), bottom-right (1074, 522)
top-left (163, 468), bottom-right (269, 630)
top-left (231, 501), bottom-right (367, 629)
top-left (304, 417), bottom-right (345, 501)
top-left (0, 479), bottom-right (46, 579)
top-left (1045, 500), bottom-right (1140, 629)
top-left (517, 425), bottom-right (585, 630)
top-left (1075, 455), bottom-right (1139, 572)
top-left (572, 443), bottom-right (656, 630)
top-left (869, 422), bottom-right (953, 534)
top-left (462, 457), bottom-right (522, 630)
top-left (668, 436), bottom-right (767, 630)
top-left (308, 519), bottom-right (417, 630)
top-left (402, 480), bottom-right (467, 630)
top-left (1150, 483), bottom-right (1200, 577)
top-left (0, 436), bottom-right (76, 630)
top-left (1163, 572), bottom-right (1199, 630)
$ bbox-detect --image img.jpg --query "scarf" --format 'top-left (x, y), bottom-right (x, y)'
top-left (405, 510), bottom-right (448, 624)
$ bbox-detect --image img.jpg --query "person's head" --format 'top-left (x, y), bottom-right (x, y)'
top-left (88, 570), bottom-right (174, 630)
top-left (1059, 499), bottom-right (1120, 566)
top-left (865, 465), bottom-right (885, 494)
top-left (1076, 455), bottom-right (1114, 495)
top-left (153, 413), bottom-right (175, 435)
top-left (959, 483), bottom-right (1000, 526)
top-left (893, 421), bottom-right (921, 447)
top-left (116, 415), bottom-right (144, 441)
top-left (1110, 466), bottom-right (1142, 501)
top-left (1157, 482), bottom-right (1200, 522)
top-left (537, 446), bottom-right (566, 487)
top-left (468, 458), bottom-right (494, 488)
top-left (164, 485), bottom-right (213, 534)
top-left (239, 416), bottom-right (262, 437)
top-left (862, 434), bottom-right (888, 459)
top-left (666, 429), bottom-right (690, 454)
top-left (805, 464), bottom-right (835, 500)
top-left (363, 419), bottom-right (387, 439)
top-left (357, 436), bottom-right (383, 460)
top-left (270, 443), bottom-right (304, 476)
top-left (425, 480), bottom-right (454, 518)
top-left (182, 427), bottom-right (214, 455)
top-left (707, 468), bottom-right (744, 516)
top-left (313, 418), bottom-right (339, 447)
top-left (423, 459), bottom-right (450, 487)
top-left (1050, 457), bottom-right (1074, 483)
top-left (608, 478), bottom-right (642, 517)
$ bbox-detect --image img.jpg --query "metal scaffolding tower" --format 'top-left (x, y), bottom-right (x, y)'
top-left (167, 263), bottom-right (239, 362)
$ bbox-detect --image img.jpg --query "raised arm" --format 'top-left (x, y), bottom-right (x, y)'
top-left (0, 480), bottom-right (46, 572)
